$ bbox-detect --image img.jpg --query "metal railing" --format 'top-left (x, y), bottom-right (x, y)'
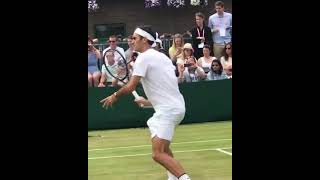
top-left (94, 37), bottom-right (192, 53)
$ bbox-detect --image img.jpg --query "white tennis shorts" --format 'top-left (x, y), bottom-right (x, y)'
top-left (146, 110), bottom-right (185, 141)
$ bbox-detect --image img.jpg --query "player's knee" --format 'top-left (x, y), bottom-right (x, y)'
top-left (151, 152), bottom-right (161, 162)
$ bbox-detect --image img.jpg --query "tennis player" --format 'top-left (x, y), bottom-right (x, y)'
top-left (100, 26), bottom-right (191, 180)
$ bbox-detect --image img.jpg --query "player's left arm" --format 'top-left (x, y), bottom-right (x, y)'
top-left (114, 75), bottom-right (141, 98)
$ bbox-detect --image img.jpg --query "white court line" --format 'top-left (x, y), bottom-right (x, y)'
top-left (88, 138), bottom-right (232, 152)
top-left (88, 147), bottom-right (232, 160)
top-left (216, 148), bottom-right (232, 156)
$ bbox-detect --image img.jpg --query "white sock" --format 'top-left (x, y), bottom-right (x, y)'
top-left (167, 171), bottom-right (178, 180)
top-left (178, 174), bottom-right (191, 180)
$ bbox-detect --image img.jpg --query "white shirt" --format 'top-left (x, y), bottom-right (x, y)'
top-left (102, 46), bottom-right (126, 62)
top-left (198, 56), bottom-right (217, 73)
top-left (101, 63), bottom-right (118, 82)
top-left (183, 67), bottom-right (205, 82)
top-left (132, 48), bottom-right (185, 113)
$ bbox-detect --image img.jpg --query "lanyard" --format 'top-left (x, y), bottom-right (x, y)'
top-left (197, 27), bottom-right (204, 38)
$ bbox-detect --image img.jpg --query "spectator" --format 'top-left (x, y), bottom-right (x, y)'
top-left (124, 35), bottom-right (134, 61)
top-left (98, 51), bottom-right (118, 87)
top-left (128, 51), bottom-right (139, 78)
top-left (183, 56), bottom-right (206, 83)
top-left (176, 43), bottom-right (195, 82)
top-left (153, 38), bottom-right (163, 51)
top-left (224, 64), bottom-right (232, 79)
top-left (206, 60), bottom-right (228, 80)
top-left (190, 12), bottom-right (213, 59)
top-left (153, 38), bottom-right (169, 57)
top-left (220, 42), bottom-right (232, 71)
top-left (208, 1), bottom-right (232, 59)
top-left (102, 35), bottom-right (125, 63)
top-left (168, 34), bottom-right (185, 63)
top-left (88, 36), bottom-right (101, 87)
top-left (197, 45), bottom-right (217, 74)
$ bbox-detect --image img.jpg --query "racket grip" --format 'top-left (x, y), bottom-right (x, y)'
top-left (132, 90), bottom-right (145, 108)
top-left (132, 90), bottom-right (140, 100)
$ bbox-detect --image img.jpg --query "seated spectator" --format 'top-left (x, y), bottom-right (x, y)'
top-left (112, 61), bottom-right (128, 87)
top-left (168, 34), bottom-right (185, 63)
top-left (98, 51), bottom-right (118, 87)
top-left (197, 45), bottom-right (217, 74)
top-left (224, 64), bottom-right (232, 79)
top-left (206, 60), bottom-right (228, 80)
top-left (102, 35), bottom-right (125, 63)
top-left (182, 56), bottom-right (206, 83)
top-left (128, 51), bottom-right (139, 78)
top-left (88, 36), bottom-right (101, 87)
top-left (153, 38), bottom-right (169, 57)
top-left (220, 42), bottom-right (232, 71)
top-left (124, 35), bottom-right (134, 61)
top-left (176, 43), bottom-right (195, 82)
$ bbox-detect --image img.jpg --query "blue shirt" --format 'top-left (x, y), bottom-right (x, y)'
top-left (208, 12), bottom-right (232, 45)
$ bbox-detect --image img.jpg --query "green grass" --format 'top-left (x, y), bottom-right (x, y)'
top-left (88, 121), bottom-right (232, 180)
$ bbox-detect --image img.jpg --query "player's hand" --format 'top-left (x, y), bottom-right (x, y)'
top-left (134, 96), bottom-right (149, 107)
top-left (100, 94), bottom-right (118, 109)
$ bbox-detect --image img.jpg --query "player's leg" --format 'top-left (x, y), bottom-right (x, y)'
top-left (151, 136), bottom-right (191, 180)
top-left (92, 71), bottom-right (101, 87)
top-left (165, 146), bottom-right (178, 180)
top-left (88, 72), bottom-right (93, 87)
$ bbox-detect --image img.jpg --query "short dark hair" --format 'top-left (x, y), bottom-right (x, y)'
top-left (127, 35), bottom-right (133, 39)
top-left (109, 35), bottom-right (117, 40)
top-left (215, 1), bottom-right (224, 7)
top-left (136, 25), bottom-right (156, 46)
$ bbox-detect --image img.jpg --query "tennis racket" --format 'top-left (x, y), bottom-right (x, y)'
top-left (102, 48), bottom-right (152, 108)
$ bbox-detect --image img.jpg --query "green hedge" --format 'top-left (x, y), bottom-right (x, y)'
top-left (88, 79), bottom-right (232, 130)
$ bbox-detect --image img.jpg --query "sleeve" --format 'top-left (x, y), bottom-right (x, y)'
top-left (221, 71), bottom-right (228, 80)
top-left (168, 47), bottom-right (175, 59)
top-left (176, 58), bottom-right (185, 65)
top-left (196, 67), bottom-right (205, 77)
top-left (206, 27), bottom-right (214, 48)
top-left (190, 27), bottom-right (197, 46)
top-left (101, 65), bottom-right (106, 74)
top-left (183, 69), bottom-right (191, 82)
top-left (120, 48), bottom-right (126, 60)
top-left (208, 16), bottom-right (213, 29)
top-left (206, 71), bottom-right (213, 80)
top-left (132, 55), bottom-right (148, 77)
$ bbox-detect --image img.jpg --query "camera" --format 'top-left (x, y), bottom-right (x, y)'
top-left (184, 63), bottom-right (192, 67)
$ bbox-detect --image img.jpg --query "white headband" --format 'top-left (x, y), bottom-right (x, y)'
top-left (134, 28), bottom-right (155, 42)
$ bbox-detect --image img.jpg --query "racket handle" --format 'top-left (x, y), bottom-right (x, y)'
top-left (132, 90), bottom-right (140, 100)
top-left (132, 90), bottom-right (144, 107)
